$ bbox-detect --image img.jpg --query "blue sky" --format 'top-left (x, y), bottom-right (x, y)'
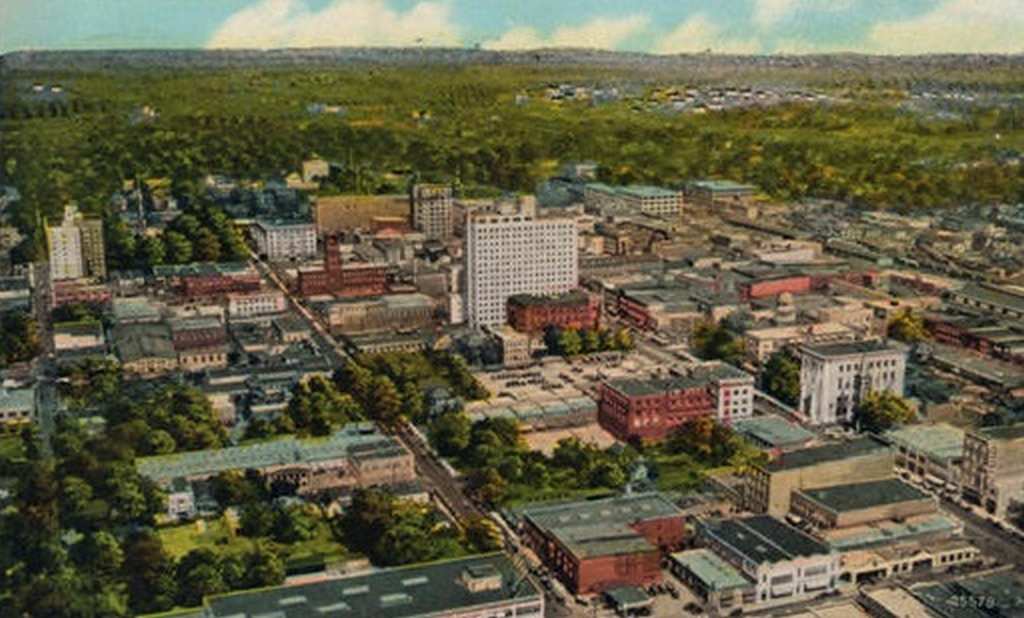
top-left (2, 0), bottom-right (1022, 54)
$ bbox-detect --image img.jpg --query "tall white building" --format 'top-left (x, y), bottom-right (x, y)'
top-left (411, 184), bottom-right (453, 240)
top-left (252, 220), bottom-right (317, 262)
top-left (465, 204), bottom-right (578, 329)
top-left (798, 340), bottom-right (907, 426)
top-left (46, 204), bottom-right (106, 281)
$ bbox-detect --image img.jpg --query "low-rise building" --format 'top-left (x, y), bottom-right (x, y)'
top-left (946, 282), bottom-right (1024, 321)
top-left (798, 340), bottom-right (907, 426)
top-left (0, 385), bottom-right (35, 434)
top-left (691, 361), bottom-right (756, 423)
top-left (137, 424), bottom-right (415, 496)
top-left (669, 549), bottom-right (753, 614)
top-left (884, 423), bottom-right (964, 489)
top-left (685, 180), bottom-right (758, 208)
top-left (961, 423), bottom-right (1024, 516)
top-left (53, 321), bottom-right (105, 353)
top-left (698, 515), bottom-right (839, 605)
top-left (325, 293), bottom-right (434, 334)
top-left (515, 492), bottom-right (685, 594)
top-left (506, 290), bottom-right (599, 335)
top-left (598, 375), bottom-right (715, 443)
top-left (744, 322), bottom-right (858, 365)
top-left (745, 437), bottom-right (893, 517)
top-left (193, 553), bottom-right (543, 618)
top-left (790, 478), bottom-right (935, 530)
top-left (112, 322), bottom-right (178, 376)
top-left (251, 219), bottom-right (318, 261)
top-left (733, 414), bottom-right (816, 456)
top-left (490, 326), bottom-right (531, 368)
top-left (226, 289), bottom-right (287, 318)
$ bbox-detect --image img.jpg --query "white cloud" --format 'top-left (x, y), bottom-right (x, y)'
top-left (207, 0), bottom-right (459, 49)
top-left (484, 14), bottom-right (649, 50)
top-left (753, 0), bottom-right (854, 28)
top-left (655, 14), bottom-right (761, 55)
top-left (866, 0), bottom-right (1024, 54)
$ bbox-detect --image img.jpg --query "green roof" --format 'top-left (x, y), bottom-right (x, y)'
top-left (605, 586), bottom-right (652, 609)
top-left (688, 179), bottom-right (757, 193)
top-left (700, 515), bottom-right (830, 564)
top-left (518, 492), bottom-right (682, 533)
top-left (884, 423), bottom-right (964, 463)
top-left (671, 549), bottom-right (751, 592)
top-left (798, 478), bottom-right (930, 514)
top-left (826, 514), bottom-right (958, 551)
top-left (619, 185), bottom-right (678, 199)
top-left (0, 386), bottom-right (35, 414)
top-left (734, 415), bottom-right (815, 448)
top-left (137, 423), bottom-right (405, 481)
top-left (977, 423), bottom-right (1024, 442)
top-left (764, 437), bottom-right (890, 472)
top-left (550, 523), bottom-right (655, 559)
top-left (202, 553), bottom-right (540, 618)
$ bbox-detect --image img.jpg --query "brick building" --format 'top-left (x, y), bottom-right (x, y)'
top-left (298, 235), bottom-right (388, 298)
top-left (738, 274), bottom-right (812, 301)
top-left (516, 493), bottom-right (685, 594)
top-left (598, 364), bottom-right (754, 443)
top-left (599, 375), bottom-right (714, 442)
top-left (507, 290), bottom-right (599, 334)
top-left (154, 263), bottom-right (262, 300)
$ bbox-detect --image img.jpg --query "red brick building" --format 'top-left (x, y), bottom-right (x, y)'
top-left (298, 235), bottom-right (388, 298)
top-left (51, 280), bottom-right (112, 309)
top-left (598, 376), bottom-right (715, 443)
top-left (517, 493), bottom-right (686, 595)
top-left (507, 290), bottom-right (599, 334)
top-left (153, 263), bottom-right (262, 300)
top-left (738, 274), bottom-right (812, 301)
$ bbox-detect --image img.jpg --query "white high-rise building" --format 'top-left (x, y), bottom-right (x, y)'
top-left (252, 220), bottom-right (318, 262)
top-left (465, 204), bottom-right (578, 329)
top-left (47, 204), bottom-right (105, 281)
top-left (798, 340), bottom-right (907, 426)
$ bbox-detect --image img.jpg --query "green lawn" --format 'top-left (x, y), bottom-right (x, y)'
top-left (158, 512), bottom-right (354, 570)
top-left (0, 435), bottom-right (25, 461)
top-left (651, 451), bottom-right (710, 493)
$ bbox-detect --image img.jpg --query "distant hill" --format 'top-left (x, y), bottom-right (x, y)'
top-left (3, 47), bottom-right (1024, 77)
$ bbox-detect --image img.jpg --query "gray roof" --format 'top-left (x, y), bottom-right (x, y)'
top-left (203, 553), bottom-right (540, 618)
top-left (800, 340), bottom-right (903, 359)
top-left (976, 423), bottom-right (1024, 442)
top-left (0, 386), bottom-right (35, 413)
top-left (112, 322), bottom-right (176, 362)
top-left (137, 424), bottom-right (406, 481)
top-left (764, 437), bottom-right (890, 472)
top-left (952, 283), bottom-right (1024, 315)
top-left (606, 375), bottom-right (708, 397)
top-left (670, 549), bottom-right (751, 592)
top-left (701, 515), bottom-right (831, 564)
top-left (797, 478), bottom-right (930, 514)
top-left (549, 523), bottom-right (655, 559)
top-left (734, 415), bottom-right (815, 448)
top-left (518, 492), bottom-right (682, 534)
top-left (884, 424), bottom-right (964, 463)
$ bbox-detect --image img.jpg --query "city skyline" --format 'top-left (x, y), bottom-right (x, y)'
top-left (2, 0), bottom-right (1023, 55)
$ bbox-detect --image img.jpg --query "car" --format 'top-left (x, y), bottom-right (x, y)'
top-left (684, 602), bottom-right (703, 614)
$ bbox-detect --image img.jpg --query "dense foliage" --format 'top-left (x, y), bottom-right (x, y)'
top-left (761, 349), bottom-right (801, 407)
top-left (0, 309), bottom-right (40, 368)
top-left (855, 390), bottom-right (916, 433)
top-left (665, 416), bottom-right (769, 473)
top-left (887, 310), bottom-right (929, 343)
top-left (543, 325), bottom-right (634, 357)
top-left (691, 320), bottom-right (746, 365)
top-left (430, 413), bottom-right (636, 505)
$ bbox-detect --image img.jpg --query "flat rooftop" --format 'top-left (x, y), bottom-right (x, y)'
top-left (884, 423), bottom-right (964, 463)
top-left (518, 492), bottom-right (682, 534)
top-left (605, 375), bottom-right (708, 397)
top-left (801, 340), bottom-right (903, 358)
top-left (797, 478), bottom-right (930, 514)
top-left (953, 283), bottom-right (1024, 314)
top-left (670, 549), bottom-right (750, 592)
top-left (203, 553), bottom-right (540, 618)
top-left (976, 423), bottom-right (1024, 442)
top-left (137, 423), bottom-right (405, 481)
top-left (550, 523), bottom-right (655, 559)
top-left (734, 415), bottom-right (815, 448)
top-left (764, 437), bottom-right (890, 472)
top-left (822, 514), bottom-right (959, 552)
top-left (702, 515), bottom-right (830, 564)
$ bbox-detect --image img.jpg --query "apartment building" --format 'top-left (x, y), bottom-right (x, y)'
top-left (465, 205), bottom-right (577, 329)
top-left (961, 423), bottom-right (1024, 517)
top-left (251, 220), bottom-right (318, 261)
top-left (410, 183), bottom-right (453, 240)
top-left (226, 289), bottom-right (287, 318)
top-left (798, 340), bottom-right (907, 426)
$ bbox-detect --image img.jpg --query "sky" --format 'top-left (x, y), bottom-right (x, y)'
top-left (1, 0), bottom-right (1023, 55)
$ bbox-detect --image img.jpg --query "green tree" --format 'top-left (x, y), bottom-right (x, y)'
top-left (464, 516), bottom-right (503, 552)
top-left (888, 310), bottom-right (928, 343)
top-left (240, 502), bottom-right (277, 538)
top-left (613, 327), bottom-right (634, 351)
top-left (136, 235), bottom-right (166, 268)
top-left (244, 542), bottom-right (285, 588)
top-left (369, 376), bottom-right (403, 426)
top-left (122, 531), bottom-right (177, 614)
top-left (429, 411), bottom-right (472, 457)
top-left (582, 329), bottom-right (601, 353)
top-left (193, 228), bottom-right (222, 262)
top-left (164, 230), bottom-right (193, 264)
top-left (175, 549), bottom-right (226, 607)
top-left (0, 309), bottom-right (40, 367)
top-left (856, 390), bottom-right (915, 433)
top-left (762, 349), bottom-right (801, 407)
top-left (692, 321), bottom-right (744, 364)
top-left (557, 328), bottom-right (583, 357)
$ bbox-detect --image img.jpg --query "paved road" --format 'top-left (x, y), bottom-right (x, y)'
top-left (938, 495), bottom-right (1024, 569)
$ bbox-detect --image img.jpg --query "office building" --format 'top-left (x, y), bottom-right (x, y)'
top-left (411, 183), bottom-right (453, 240)
top-left (516, 492), bottom-right (685, 594)
top-left (884, 423), bottom-right (964, 489)
top-left (192, 553), bottom-right (543, 618)
top-left (46, 204), bottom-right (106, 280)
top-left (465, 205), bottom-right (577, 329)
top-left (226, 289), bottom-right (287, 318)
top-left (698, 515), bottom-right (839, 604)
top-left (745, 437), bottom-right (893, 516)
top-left (298, 235), bottom-right (388, 298)
top-left (506, 290), bottom-right (599, 335)
top-left (251, 220), bottom-right (318, 261)
top-left (961, 423), bottom-right (1024, 517)
top-left (798, 341), bottom-right (907, 426)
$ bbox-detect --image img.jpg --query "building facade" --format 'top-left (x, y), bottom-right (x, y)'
top-left (252, 220), bottom-right (318, 261)
top-left (226, 289), bottom-right (287, 318)
top-left (506, 290), bottom-right (599, 334)
top-left (465, 206), bottom-right (578, 329)
top-left (961, 424), bottom-right (1024, 517)
top-left (598, 376), bottom-right (715, 443)
top-left (411, 183), bottom-right (453, 240)
top-left (298, 235), bottom-right (388, 298)
top-left (47, 204), bottom-right (108, 281)
top-left (798, 341), bottom-right (907, 426)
